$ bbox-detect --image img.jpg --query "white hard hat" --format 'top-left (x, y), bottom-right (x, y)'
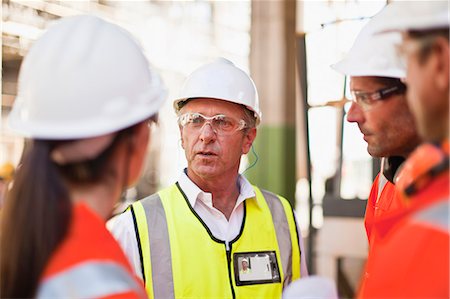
top-left (332, 17), bottom-right (405, 78)
top-left (9, 15), bottom-right (166, 140)
top-left (372, 1), bottom-right (449, 33)
top-left (173, 58), bottom-right (261, 125)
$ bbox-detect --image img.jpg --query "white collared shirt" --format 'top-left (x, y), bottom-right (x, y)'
top-left (178, 170), bottom-right (256, 244)
top-left (108, 170), bottom-right (308, 280)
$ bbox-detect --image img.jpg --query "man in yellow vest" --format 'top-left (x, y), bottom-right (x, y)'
top-left (109, 58), bottom-right (307, 298)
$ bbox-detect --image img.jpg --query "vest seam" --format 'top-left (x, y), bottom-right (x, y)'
top-left (130, 204), bottom-right (146, 284)
top-left (260, 188), bottom-right (298, 285)
top-left (226, 243), bottom-right (236, 299)
top-left (230, 201), bottom-right (247, 244)
top-left (175, 182), bottom-right (225, 244)
top-left (289, 205), bottom-right (301, 259)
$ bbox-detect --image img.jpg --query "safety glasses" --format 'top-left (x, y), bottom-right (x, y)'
top-left (178, 112), bottom-right (247, 136)
top-left (350, 84), bottom-right (406, 110)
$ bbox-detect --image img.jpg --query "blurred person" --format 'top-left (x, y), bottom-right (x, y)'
top-left (0, 162), bottom-right (15, 207)
top-left (356, 1), bottom-right (449, 297)
top-left (109, 58), bottom-right (307, 298)
top-left (332, 13), bottom-right (421, 248)
top-left (0, 15), bottom-right (166, 298)
top-left (283, 12), bottom-right (423, 299)
top-left (331, 15), bottom-right (422, 296)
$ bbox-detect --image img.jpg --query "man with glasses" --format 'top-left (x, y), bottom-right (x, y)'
top-left (332, 18), bottom-right (421, 253)
top-left (109, 58), bottom-right (307, 298)
top-left (356, 2), bottom-right (449, 297)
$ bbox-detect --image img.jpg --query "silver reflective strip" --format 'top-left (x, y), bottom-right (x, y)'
top-left (413, 200), bottom-right (449, 233)
top-left (377, 159), bottom-right (388, 203)
top-left (377, 173), bottom-right (389, 203)
top-left (37, 261), bottom-right (144, 299)
top-left (141, 193), bottom-right (175, 299)
top-left (261, 189), bottom-right (293, 287)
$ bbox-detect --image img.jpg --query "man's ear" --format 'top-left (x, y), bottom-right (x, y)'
top-left (242, 127), bottom-right (257, 155)
top-left (434, 37), bottom-right (450, 92)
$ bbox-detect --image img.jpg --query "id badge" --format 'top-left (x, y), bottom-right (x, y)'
top-left (233, 251), bottom-right (281, 286)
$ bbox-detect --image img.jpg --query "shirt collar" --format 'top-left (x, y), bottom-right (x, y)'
top-left (382, 156), bottom-right (406, 184)
top-left (177, 169), bottom-right (258, 209)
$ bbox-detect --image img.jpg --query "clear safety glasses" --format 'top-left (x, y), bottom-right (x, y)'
top-left (178, 112), bottom-right (247, 136)
top-left (350, 84), bottom-right (406, 110)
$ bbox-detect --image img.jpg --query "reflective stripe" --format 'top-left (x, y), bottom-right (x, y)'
top-left (377, 160), bottom-right (389, 203)
top-left (279, 193), bottom-right (301, 282)
top-left (260, 189), bottom-right (293, 286)
top-left (37, 261), bottom-right (144, 298)
top-left (132, 201), bottom-right (153, 296)
top-left (413, 200), bottom-right (449, 233)
top-left (138, 194), bottom-right (175, 299)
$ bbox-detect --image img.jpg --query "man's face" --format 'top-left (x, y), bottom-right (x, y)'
top-left (402, 35), bottom-right (449, 141)
top-left (179, 98), bottom-right (256, 182)
top-left (347, 76), bottom-right (420, 157)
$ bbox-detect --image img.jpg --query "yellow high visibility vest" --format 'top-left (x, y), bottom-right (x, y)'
top-left (130, 183), bottom-right (301, 299)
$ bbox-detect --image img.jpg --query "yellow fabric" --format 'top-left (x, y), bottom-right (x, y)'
top-left (280, 195), bottom-right (301, 281)
top-left (230, 187), bottom-right (284, 298)
top-left (253, 187), bottom-right (301, 282)
top-left (131, 202), bottom-right (154, 297)
top-left (159, 185), bottom-right (232, 298)
top-left (134, 184), bottom-right (300, 299)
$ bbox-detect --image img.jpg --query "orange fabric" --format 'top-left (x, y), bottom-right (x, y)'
top-left (364, 173), bottom-right (404, 246)
top-left (40, 203), bottom-right (146, 299)
top-left (395, 140), bottom-right (449, 197)
top-left (358, 169), bottom-right (449, 298)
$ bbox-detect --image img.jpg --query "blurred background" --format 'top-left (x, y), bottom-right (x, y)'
top-left (1, 1), bottom-right (390, 297)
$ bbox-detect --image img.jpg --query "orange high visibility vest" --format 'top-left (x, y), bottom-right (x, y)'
top-left (365, 172), bottom-right (404, 245)
top-left (359, 142), bottom-right (449, 298)
top-left (38, 203), bottom-right (147, 299)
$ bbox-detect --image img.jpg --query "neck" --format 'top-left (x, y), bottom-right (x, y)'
top-left (69, 182), bottom-right (121, 220)
top-left (187, 169), bottom-right (241, 220)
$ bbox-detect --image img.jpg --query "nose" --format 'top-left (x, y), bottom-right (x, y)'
top-left (199, 122), bottom-right (216, 143)
top-left (346, 102), bottom-right (365, 124)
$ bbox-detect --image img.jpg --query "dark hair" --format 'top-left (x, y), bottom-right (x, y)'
top-left (372, 76), bottom-right (407, 91)
top-left (407, 28), bottom-right (450, 64)
top-left (0, 125), bottom-right (135, 298)
top-left (0, 140), bottom-right (71, 298)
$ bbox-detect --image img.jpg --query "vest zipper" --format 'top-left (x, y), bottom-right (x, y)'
top-left (226, 244), bottom-right (236, 299)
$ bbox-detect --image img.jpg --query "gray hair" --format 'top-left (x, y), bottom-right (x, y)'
top-left (242, 106), bottom-right (257, 129)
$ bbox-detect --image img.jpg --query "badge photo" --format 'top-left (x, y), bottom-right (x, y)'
top-left (233, 251), bottom-right (281, 286)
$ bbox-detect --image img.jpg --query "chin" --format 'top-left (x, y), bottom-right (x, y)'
top-left (192, 165), bottom-right (218, 178)
top-left (367, 146), bottom-right (384, 158)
